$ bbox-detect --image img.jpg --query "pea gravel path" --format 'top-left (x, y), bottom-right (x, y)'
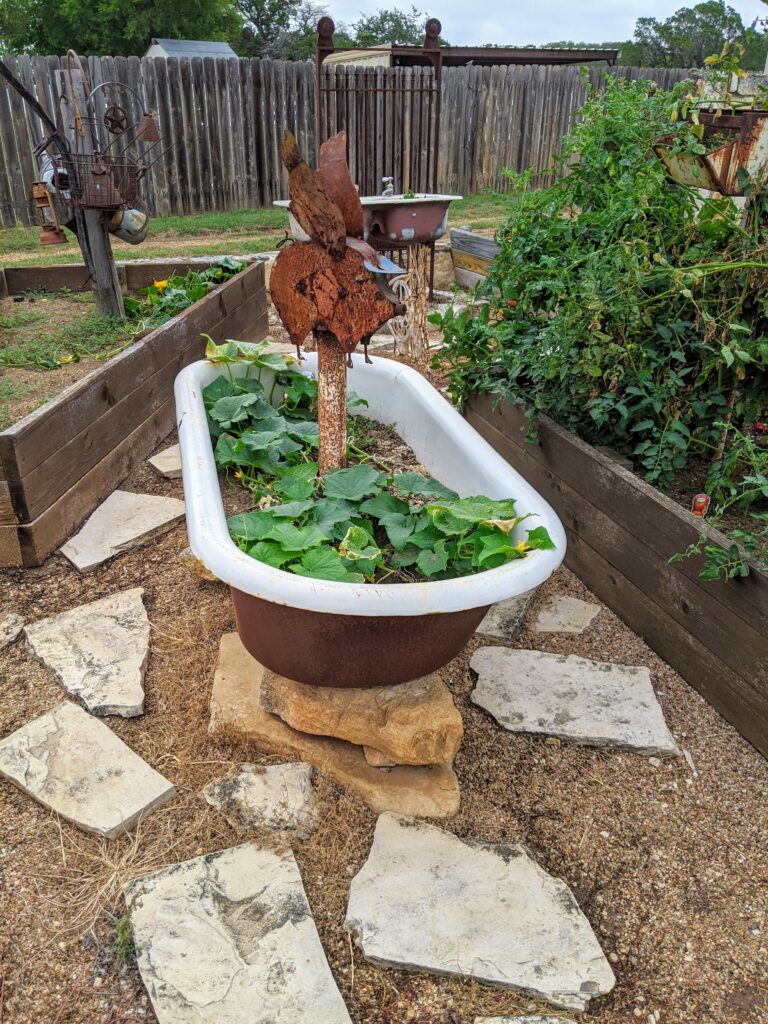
top-left (1, 434), bottom-right (767, 1024)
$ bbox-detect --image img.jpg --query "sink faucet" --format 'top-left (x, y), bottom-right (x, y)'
top-left (381, 176), bottom-right (394, 197)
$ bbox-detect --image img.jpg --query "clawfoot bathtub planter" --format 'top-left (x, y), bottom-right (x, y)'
top-left (175, 355), bottom-right (566, 687)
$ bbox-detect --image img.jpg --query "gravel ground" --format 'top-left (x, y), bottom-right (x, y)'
top-left (1, 418), bottom-right (767, 1023)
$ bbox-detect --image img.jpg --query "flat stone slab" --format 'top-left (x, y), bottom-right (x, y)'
top-left (204, 762), bottom-right (318, 836)
top-left (124, 842), bottom-right (352, 1024)
top-left (210, 634), bottom-right (460, 818)
top-left (470, 648), bottom-right (680, 756)
top-left (475, 1018), bottom-right (577, 1024)
top-left (346, 815), bottom-right (614, 1012)
top-left (148, 443), bottom-right (182, 479)
top-left (476, 590), bottom-right (536, 642)
top-left (60, 490), bottom-right (185, 573)
top-left (0, 701), bottom-right (174, 838)
top-left (533, 595), bottom-right (600, 634)
top-left (0, 612), bottom-right (24, 648)
top-left (261, 667), bottom-right (462, 766)
top-left (24, 588), bottom-right (150, 717)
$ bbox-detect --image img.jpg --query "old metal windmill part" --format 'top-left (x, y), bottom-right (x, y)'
top-left (104, 104), bottom-right (129, 135)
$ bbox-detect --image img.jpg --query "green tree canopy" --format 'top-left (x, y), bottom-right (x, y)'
top-left (619, 1), bottom-right (767, 69)
top-left (349, 5), bottom-right (447, 48)
top-left (0, 0), bottom-right (240, 55)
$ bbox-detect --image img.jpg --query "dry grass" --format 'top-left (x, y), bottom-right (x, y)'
top-left (1, 402), bottom-right (768, 1023)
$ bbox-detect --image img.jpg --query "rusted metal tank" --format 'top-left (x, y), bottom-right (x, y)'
top-left (653, 108), bottom-right (768, 195)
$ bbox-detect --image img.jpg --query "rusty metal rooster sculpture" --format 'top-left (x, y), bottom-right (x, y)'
top-left (269, 131), bottom-right (403, 473)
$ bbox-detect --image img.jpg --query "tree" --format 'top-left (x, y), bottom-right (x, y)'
top-left (349, 6), bottom-right (448, 48)
top-left (0, 0), bottom-right (240, 55)
top-left (619, 2), bottom-right (767, 70)
top-left (236, 0), bottom-right (297, 56)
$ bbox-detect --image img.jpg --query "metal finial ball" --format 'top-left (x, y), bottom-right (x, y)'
top-left (317, 16), bottom-right (335, 38)
top-left (425, 18), bottom-right (441, 39)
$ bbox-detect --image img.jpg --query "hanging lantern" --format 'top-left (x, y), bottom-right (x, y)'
top-left (31, 181), bottom-right (66, 245)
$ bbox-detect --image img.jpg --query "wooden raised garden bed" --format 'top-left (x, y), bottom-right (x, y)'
top-left (0, 261), bottom-right (268, 568)
top-left (466, 393), bottom-right (768, 759)
top-left (450, 228), bottom-right (499, 287)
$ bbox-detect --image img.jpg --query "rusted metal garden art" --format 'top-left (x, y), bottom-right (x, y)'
top-left (653, 107), bottom-right (768, 195)
top-left (270, 130), bottom-right (407, 473)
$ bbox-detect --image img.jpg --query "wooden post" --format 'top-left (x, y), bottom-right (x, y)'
top-left (54, 68), bottom-right (125, 318)
top-left (315, 329), bottom-right (347, 474)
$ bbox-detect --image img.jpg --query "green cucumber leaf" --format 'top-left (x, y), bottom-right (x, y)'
top-left (379, 512), bottom-right (417, 551)
top-left (526, 525), bottom-right (556, 550)
top-left (390, 546), bottom-right (420, 568)
top-left (202, 376), bottom-right (234, 407)
top-left (359, 492), bottom-right (410, 518)
top-left (475, 532), bottom-right (528, 569)
top-left (227, 509), bottom-right (276, 544)
top-left (339, 525), bottom-right (381, 563)
top-left (268, 499), bottom-right (316, 518)
top-left (265, 522), bottom-right (327, 552)
top-left (426, 496), bottom-right (519, 534)
top-left (310, 499), bottom-right (358, 537)
top-left (240, 428), bottom-right (286, 450)
top-left (248, 540), bottom-right (295, 568)
top-left (323, 464), bottom-right (386, 501)
top-left (392, 471), bottom-right (459, 500)
top-left (290, 546), bottom-right (365, 583)
top-left (408, 522), bottom-right (445, 549)
top-left (416, 539), bottom-right (450, 576)
top-left (209, 392), bottom-right (261, 426)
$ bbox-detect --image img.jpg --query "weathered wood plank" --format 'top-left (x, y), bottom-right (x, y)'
top-left (0, 264), bottom-right (265, 486)
top-left (466, 397), bottom-right (768, 759)
top-left (0, 59), bottom-right (692, 227)
top-left (16, 396), bottom-right (177, 566)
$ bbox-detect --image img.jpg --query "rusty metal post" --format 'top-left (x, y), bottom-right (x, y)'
top-left (316, 329), bottom-right (347, 473)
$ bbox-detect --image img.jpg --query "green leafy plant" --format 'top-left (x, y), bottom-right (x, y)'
top-left (672, 424), bottom-right (768, 579)
top-left (435, 75), bottom-right (768, 493)
top-left (123, 259), bottom-right (245, 329)
top-left (204, 342), bottom-right (554, 583)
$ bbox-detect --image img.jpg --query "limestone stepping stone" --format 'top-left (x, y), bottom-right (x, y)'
top-left (124, 842), bottom-right (352, 1024)
top-left (60, 490), bottom-right (185, 573)
top-left (346, 815), bottom-right (614, 1012)
top-left (0, 702), bottom-right (174, 838)
top-left (533, 595), bottom-right (600, 634)
top-left (204, 762), bottom-right (318, 836)
top-left (475, 1018), bottom-right (577, 1023)
top-left (25, 588), bottom-right (150, 717)
top-left (209, 633), bottom-right (460, 819)
top-left (260, 667), bottom-right (462, 766)
top-left (148, 443), bottom-right (182, 479)
top-left (476, 590), bottom-right (536, 642)
top-left (470, 648), bottom-right (680, 756)
top-left (0, 612), bottom-right (24, 649)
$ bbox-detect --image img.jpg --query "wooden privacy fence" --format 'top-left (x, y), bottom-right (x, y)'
top-left (0, 57), bottom-right (690, 228)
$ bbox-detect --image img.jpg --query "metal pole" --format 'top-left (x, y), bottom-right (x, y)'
top-left (54, 66), bottom-right (124, 318)
top-left (315, 329), bottom-right (347, 473)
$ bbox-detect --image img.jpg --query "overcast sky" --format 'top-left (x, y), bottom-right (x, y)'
top-left (330, 0), bottom-right (768, 46)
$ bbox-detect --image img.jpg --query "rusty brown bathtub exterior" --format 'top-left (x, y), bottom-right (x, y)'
top-left (230, 587), bottom-right (489, 687)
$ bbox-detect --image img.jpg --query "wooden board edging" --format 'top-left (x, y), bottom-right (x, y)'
top-left (0, 262), bottom-right (267, 566)
top-left (466, 393), bottom-right (768, 759)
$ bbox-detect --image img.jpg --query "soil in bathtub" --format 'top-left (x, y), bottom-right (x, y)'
top-left (205, 339), bottom-right (555, 584)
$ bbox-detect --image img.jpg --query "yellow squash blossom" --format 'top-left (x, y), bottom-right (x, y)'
top-left (515, 539), bottom-right (529, 553)
top-left (153, 279), bottom-right (169, 292)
